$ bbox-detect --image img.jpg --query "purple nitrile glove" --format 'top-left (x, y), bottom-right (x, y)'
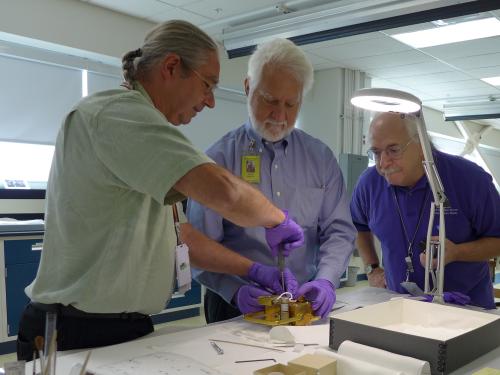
top-left (265, 210), bottom-right (304, 257)
top-left (235, 285), bottom-right (270, 314)
top-left (296, 279), bottom-right (336, 319)
top-left (422, 291), bottom-right (471, 305)
top-left (248, 263), bottom-right (299, 295)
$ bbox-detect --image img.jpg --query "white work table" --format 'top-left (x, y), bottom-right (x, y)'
top-left (23, 287), bottom-right (500, 374)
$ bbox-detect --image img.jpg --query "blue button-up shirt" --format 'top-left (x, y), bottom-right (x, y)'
top-left (187, 121), bottom-right (356, 303)
top-left (351, 150), bottom-right (500, 309)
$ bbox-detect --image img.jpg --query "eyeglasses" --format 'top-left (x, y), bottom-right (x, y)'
top-left (190, 68), bottom-right (218, 96)
top-left (367, 138), bottom-right (414, 162)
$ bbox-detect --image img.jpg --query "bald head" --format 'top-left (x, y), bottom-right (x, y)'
top-left (369, 112), bottom-right (419, 141)
top-left (368, 112), bottom-right (425, 187)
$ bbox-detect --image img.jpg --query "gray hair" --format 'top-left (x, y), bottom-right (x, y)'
top-left (122, 20), bottom-right (218, 85)
top-left (247, 38), bottom-right (314, 96)
top-left (400, 113), bottom-right (421, 142)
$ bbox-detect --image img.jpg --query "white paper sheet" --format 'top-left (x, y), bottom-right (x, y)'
top-left (92, 352), bottom-right (228, 375)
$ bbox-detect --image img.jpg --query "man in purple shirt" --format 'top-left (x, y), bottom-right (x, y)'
top-left (187, 38), bottom-right (356, 323)
top-left (351, 112), bottom-right (500, 309)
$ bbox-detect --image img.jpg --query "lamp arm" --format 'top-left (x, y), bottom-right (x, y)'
top-left (414, 111), bottom-right (447, 302)
top-left (414, 112), bottom-right (448, 205)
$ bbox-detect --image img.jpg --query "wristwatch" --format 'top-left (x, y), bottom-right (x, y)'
top-left (365, 263), bottom-right (379, 275)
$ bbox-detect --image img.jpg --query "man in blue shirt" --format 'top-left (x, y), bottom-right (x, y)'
top-left (187, 38), bottom-right (356, 323)
top-left (351, 112), bottom-right (500, 309)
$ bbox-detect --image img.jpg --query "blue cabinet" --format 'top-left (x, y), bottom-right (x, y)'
top-left (3, 238), bottom-right (42, 338)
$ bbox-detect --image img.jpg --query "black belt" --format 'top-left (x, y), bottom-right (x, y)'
top-left (31, 302), bottom-right (149, 321)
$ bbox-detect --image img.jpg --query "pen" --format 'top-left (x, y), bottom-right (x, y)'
top-left (210, 341), bottom-right (224, 355)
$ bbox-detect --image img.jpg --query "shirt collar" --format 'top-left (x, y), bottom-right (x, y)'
top-left (132, 81), bottom-right (155, 106)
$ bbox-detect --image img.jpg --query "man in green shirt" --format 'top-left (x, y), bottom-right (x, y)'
top-left (17, 20), bottom-right (303, 360)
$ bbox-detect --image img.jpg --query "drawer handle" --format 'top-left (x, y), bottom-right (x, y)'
top-left (172, 292), bottom-right (186, 298)
top-left (32, 242), bottom-right (43, 251)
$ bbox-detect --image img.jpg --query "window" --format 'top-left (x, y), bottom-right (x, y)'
top-left (0, 48), bottom-right (121, 198)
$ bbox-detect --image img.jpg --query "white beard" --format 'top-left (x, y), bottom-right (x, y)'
top-left (248, 104), bottom-right (293, 142)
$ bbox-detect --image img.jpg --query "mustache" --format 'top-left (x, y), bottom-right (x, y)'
top-left (265, 120), bottom-right (288, 127)
top-left (380, 167), bottom-right (401, 175)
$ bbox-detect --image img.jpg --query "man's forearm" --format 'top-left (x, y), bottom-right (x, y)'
top-left (449, 237), bottom-right (500, 263)
top-left (174, 164), bottom-right (285, 228)
top-left (180, 223), bottom-right (253, 275)
top-left (356, 231), bottom-right (379, 265)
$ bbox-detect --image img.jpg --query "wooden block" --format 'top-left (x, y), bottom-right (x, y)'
top-left (253, 363), bottom-right (307, 375)
top-left (288, 354), bottom-right (337, 375)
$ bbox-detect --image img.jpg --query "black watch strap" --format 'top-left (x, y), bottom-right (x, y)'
top-left (365, 263), bottom-right (379, 274)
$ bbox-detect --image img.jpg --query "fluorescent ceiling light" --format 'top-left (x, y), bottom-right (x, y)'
top-left (443, 100), bottom-right (500, 121)
top-left (481, 76), bottom-right (500, 86)
top-left (391, 17), bottom-right (500, 48)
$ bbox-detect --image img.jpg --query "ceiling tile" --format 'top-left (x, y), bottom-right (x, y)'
top-left (466, 66), bottom-right (500, 79)
top-left (301, 32), bottom-right (383, 52)
top-left (181, 0), bottom-right (282, 21)
top-left (371, 77), bottom-right (436, 101)
top-left (340, 50), bottom-right (433, 71)
top-left (314, 61), bottom-right (345, 71)
top-left (304, 51), bottom-right (336, 66)
top-left (423, 79), bottom-right (493, 93)
top-left (158, 0), bottom-right (201, 6)
top-left (88, 0), bottom-right (169, 18)
top-left (147, 7), bottom-right (211, 23)
top-left (365, 61), bottom-right (456, 79)
top-left (394, 70), bottom-right (473, 85)
top-left (311, 35), bottom-right (410, 61)
top-left (448, 52), bottom-right (500, 70)
top-left (425, 86), bottom-right (500, 99)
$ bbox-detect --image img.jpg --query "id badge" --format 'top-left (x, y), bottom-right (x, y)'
top-left (175, 243), bottom-right (191, 295)
top-left (241, 155), bottom-right (261, 183)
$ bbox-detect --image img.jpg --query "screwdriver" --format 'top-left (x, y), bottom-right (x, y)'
top-left (278, 245), bottom-right (285, 292)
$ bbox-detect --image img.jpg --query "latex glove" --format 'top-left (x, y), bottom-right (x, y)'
top-left (235, 285), bottom-right (270, 314)
top-left (265, 210), bottom-right (304, 257)
top-left (296, 279), bottom-right (336, 318)
top-left (423, 291), bottom-right (471, 305)
top-left (247, 263), bottom-right (299, 296)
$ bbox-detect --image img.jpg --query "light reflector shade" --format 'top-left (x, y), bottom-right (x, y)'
top-left (350, 88), bottom-right (421, 113)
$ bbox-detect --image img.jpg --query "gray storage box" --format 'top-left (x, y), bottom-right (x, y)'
top-left (329, 299), bottom-right (500, 374)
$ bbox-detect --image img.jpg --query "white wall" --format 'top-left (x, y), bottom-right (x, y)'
top-left (299, 68), bottom-right (345, 157)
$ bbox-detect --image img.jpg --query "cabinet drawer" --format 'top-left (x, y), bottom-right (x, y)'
top-left (5, 262), bottom-right (39, 336)
top-left (4, 239), bottom-right (43, 265)
top-left (166, 280), bottom-right (201, 309)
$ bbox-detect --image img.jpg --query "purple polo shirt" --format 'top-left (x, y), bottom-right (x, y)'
top-left (351, 149), bottom-right (500, 309)
top-left (187, 122), bottom-right (356, 303)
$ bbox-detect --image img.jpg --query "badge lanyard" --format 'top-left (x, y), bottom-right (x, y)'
top-left (392, 187), bottom-right (430, 282)
top-left (241, 139), bottom-right (261, 184)
top-left (172, 203), bottom-right (191, 294)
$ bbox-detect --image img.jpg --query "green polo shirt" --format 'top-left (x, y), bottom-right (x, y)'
top-left (26, 83), bottom-right (213, 314)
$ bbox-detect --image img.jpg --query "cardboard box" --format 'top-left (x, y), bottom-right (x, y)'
top-left (253, 363), bottom-right (307, 375)
top-left (329, 299), bottom-right (500, 374)
top-left (288, 354), bottom-right (337, 375)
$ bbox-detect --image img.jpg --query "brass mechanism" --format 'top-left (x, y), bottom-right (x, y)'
top-left (244, 295), bottom-right (319, 326)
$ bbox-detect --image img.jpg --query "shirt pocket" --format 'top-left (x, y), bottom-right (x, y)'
top-left (289, 187), bottom-right (324, 228)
